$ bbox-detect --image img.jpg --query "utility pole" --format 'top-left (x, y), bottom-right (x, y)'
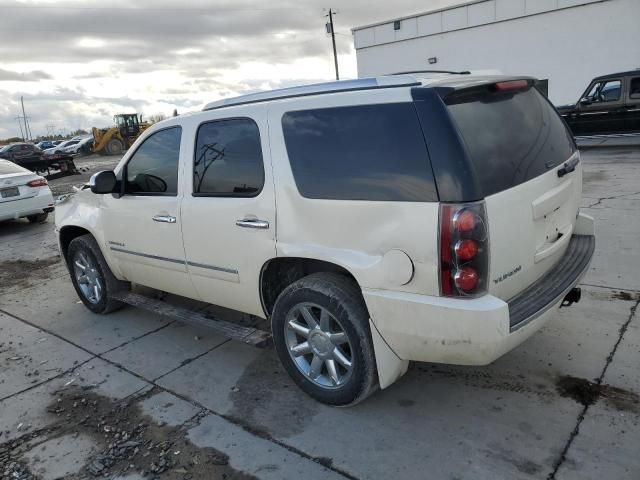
top-left (15, 116), bottom-right (25, 141)
top-left (21, 96), bottom-right (32, 141)
top-left (326, 9), bottom-right (339, 80)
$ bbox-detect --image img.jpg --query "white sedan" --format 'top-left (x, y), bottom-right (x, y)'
top-left (0, 159), bottom-right (54, 223)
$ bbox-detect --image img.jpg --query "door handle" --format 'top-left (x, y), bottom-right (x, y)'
top-left (236, 218), bottom-right (269, 229)
top-left (152, 214), bottom-right (176, 224)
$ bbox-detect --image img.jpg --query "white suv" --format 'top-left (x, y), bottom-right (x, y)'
top-left (56, 74), bottom-right (595, 405)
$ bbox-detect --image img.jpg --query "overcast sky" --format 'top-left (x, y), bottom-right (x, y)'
top-left (0, 0), bottom-right (463, 139)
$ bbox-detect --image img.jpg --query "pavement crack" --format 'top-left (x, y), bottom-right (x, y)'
top-left (583, 190), bottom-right (640, 208)
top-left (547, 298), bottom-right (640, 479)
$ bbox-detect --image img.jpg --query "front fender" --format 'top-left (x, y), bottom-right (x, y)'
top-left (55, 191), bottom-right (126, 280)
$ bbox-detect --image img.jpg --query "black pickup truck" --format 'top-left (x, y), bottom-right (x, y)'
top-left (556, 70), bottom-right (640, 137)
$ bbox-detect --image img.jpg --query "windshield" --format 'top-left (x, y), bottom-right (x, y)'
top-left (0, 145), bottom-right (12, 153)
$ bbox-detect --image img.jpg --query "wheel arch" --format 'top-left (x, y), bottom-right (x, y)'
top-left (58, 225), bottom-right (92, 261)
top-left (259, 257), bottom-right (360, 318)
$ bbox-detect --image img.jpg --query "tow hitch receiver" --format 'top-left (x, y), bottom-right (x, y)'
top-left (561, 287), bottom-right (582, 307)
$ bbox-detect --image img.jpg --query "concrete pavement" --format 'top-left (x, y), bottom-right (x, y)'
top-left (0, 148), bottom-right (638, 479)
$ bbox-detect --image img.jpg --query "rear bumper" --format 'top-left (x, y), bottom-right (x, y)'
top-left (364, 232), bottom-right (595, 366)
top-left (0, 189), bottom-right (55, 222)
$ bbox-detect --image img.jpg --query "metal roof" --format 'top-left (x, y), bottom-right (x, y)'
top-left (203, 76), bottom-right (421, 111)
top-left (593, 69), bottom-right (640, 80)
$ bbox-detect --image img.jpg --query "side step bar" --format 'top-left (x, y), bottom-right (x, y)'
top-left (112, 292), bottom-right (271, 348)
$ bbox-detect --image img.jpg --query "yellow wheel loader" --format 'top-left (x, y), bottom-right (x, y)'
top-left (92, 114), bottom-right (150, 156)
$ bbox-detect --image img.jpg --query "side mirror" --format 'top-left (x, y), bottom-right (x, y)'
top-left (579, 97), bottom-right (592, 106)
top-left (89, 170), bottom-right (117, 194)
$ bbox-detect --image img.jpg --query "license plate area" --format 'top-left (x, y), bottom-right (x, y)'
top-left (0, 186), bottom-right (19, 198)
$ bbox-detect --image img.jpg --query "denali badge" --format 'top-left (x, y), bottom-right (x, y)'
top-left (493, 265), bottom-right (522, 285)
top-left (108, 241), bottom-right (125, 247)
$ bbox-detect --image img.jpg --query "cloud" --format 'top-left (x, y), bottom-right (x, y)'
top-left (0, 68), bottom-right (52, 81)
top-left (0, 0), bottom-right (464, 138)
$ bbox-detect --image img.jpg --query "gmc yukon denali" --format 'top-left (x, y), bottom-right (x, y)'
top-left (55, 73), bottom-right (595, 405)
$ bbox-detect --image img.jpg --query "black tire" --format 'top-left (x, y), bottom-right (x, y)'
top-left (271, 272), bottom-right (378, 406)
top-left (106, 138), bottom-right (124, 156)
top-left (67, 234), bottom-right (128, 314)
top-left (26, 212), bottom-right (48, 223)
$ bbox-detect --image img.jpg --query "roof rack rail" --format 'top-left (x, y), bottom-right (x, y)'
top-left (203, 76), bottom-right (420, 111)
top-left (390, 70), bottom-right (471, 75)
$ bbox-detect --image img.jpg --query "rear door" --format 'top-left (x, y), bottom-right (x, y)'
top-left (442, 81), bottom-right (581, 301)
top-left (625, 75), bottom-right (640, 133)
top-left (180, 109), bottom-right (276, 317)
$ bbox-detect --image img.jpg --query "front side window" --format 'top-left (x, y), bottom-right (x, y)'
top-left (281, 103), bottom-right (437, 202)
top-left (125, 127), bottom-right (181, 195)
top-left (193, 118), bottom-right (264, 196)
top-left (585, 80), bottom-right (622, 103)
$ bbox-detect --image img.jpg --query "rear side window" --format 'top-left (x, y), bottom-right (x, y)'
top-left (282, 103), bottom-right (437, 202)
top-left (125, 127), bottom-right (181, 195)
top-left (445, 86), bottom-right (576, 197)
top-left (193, 118), bottom-right (264, 196)
top-left (630, 77), bottom-right (640, 99)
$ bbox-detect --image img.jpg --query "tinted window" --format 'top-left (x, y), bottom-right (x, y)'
top-left (193, 118), bottom-right (264, 196)
top-left (630, 78), bottom-right (640, 99)
top-left (445, 85), bottom-right (576, 197)
top-left (126, 127), bottom-right (181, 195)
top-left (282, 103), bottom-right (436, 201)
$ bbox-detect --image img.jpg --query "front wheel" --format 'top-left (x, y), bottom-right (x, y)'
top-left (67, 234), bottom-right (128, 314)
top-left (271, 272), bottom-right (378, 406)
top-left (106, 138), bottom-right (124, 156)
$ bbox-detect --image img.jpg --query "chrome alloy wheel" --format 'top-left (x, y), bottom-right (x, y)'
top-left (73, 251), bottom-right (103, 304)
top-left (285, 302), bottom-right (354, 389)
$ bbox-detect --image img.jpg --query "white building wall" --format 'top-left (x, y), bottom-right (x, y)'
top-left (354, 0), bottom-right (640, 104)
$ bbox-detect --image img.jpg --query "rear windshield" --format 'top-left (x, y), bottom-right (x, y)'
top-left (445, 85), bottom-right (576, 197)
top-left (0, 161), bottom-right (24, 175)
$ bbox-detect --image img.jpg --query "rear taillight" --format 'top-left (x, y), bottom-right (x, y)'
top-left (439, 202), bottom-right (489, 297)
top-left (26, 178), bottom-right (48, 188)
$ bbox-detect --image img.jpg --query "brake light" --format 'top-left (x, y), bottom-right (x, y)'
top-left (26, 178), bottom-right (48, 188)
top-left (439, 202), bottom-right (489, 297)
top-left (454, 239), bottom-right (478, 260)
top-left (494, 79), bottom-right (529, 91)
top-left (454, 267), bottom-right (478, 292)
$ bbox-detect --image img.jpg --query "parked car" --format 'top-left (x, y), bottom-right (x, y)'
top-left (0, 159), bottom-right (54, 223)
top-left (43, 139), bottom-right (80, 157)
top-left (59, 137), bottom-right (93, 155)
top-left (557, 70), bottom-right (640, 136)
top-left (56, 74), bottom-right (595, 405)
top-left (0, 143), bottom-right (44, 171)
top-left (37, 141), bottom-right (57, 150)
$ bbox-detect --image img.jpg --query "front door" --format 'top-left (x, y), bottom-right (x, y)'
top-left (180, 112), bottom-right (276, 317)
top-left (101, 126), bottom-right (197, 299)
top-left (572, 78), bottom-right (625, 135)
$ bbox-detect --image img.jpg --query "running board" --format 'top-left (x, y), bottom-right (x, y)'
top-left (112, 292), bottom-right (271, 347)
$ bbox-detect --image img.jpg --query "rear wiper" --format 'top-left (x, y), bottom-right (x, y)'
top-left (557, 157), bottom-right (580, 177)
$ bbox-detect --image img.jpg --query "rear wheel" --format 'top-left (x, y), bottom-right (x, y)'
top-left (27, 212), bottom-right (48, 223)
top-left (106, 138), bottom-right (124, 156)
top-left (272, 272), bottom-right (378, 406)
top-left (67, 234), bottom-right (128, 314)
